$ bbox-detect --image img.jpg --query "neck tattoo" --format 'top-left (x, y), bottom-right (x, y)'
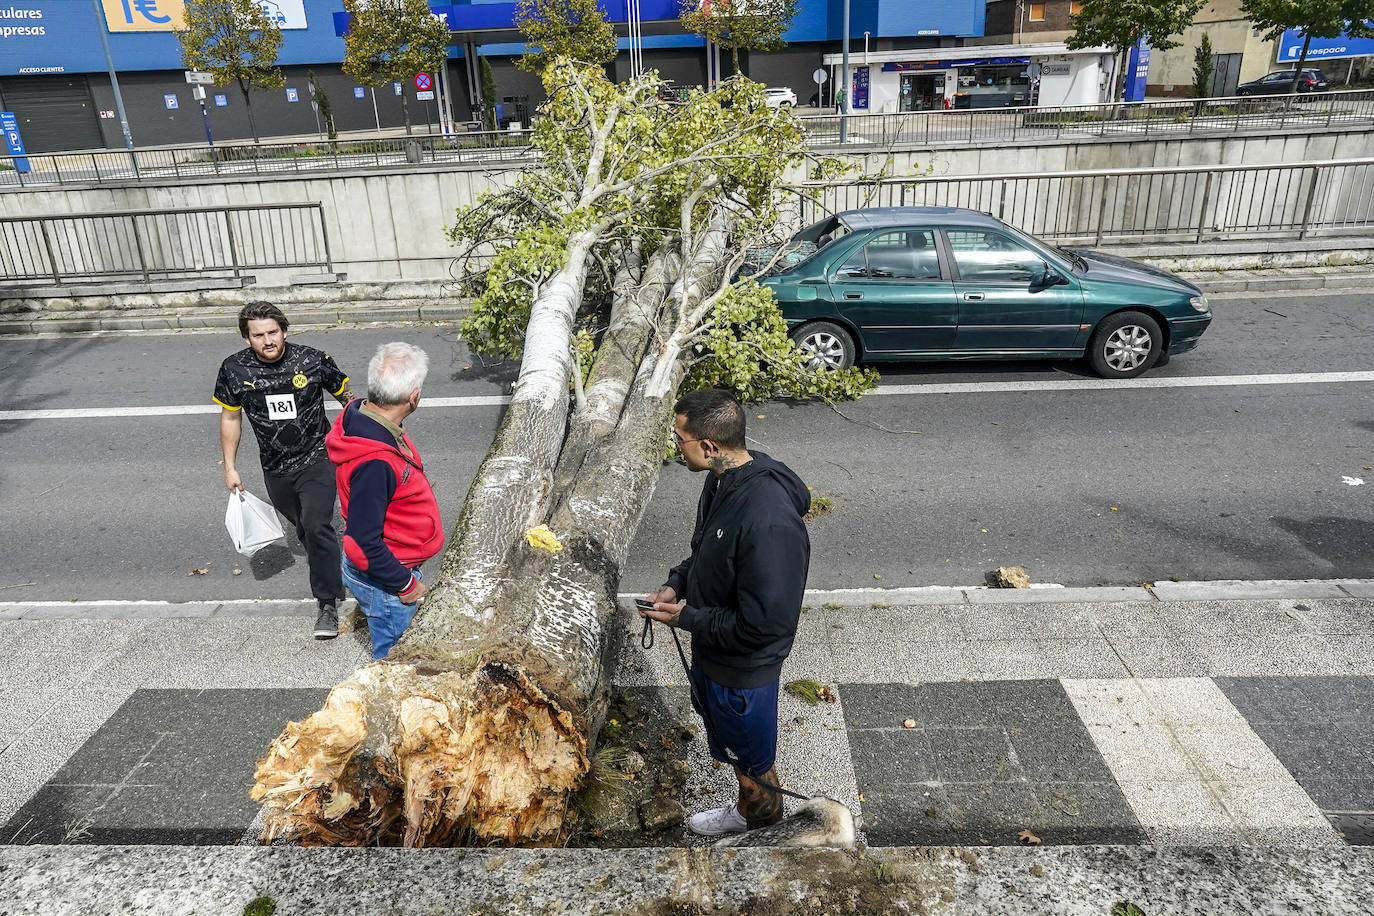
top-left (711, 454), bottom-right (738, 475)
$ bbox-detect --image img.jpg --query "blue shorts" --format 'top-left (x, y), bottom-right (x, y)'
top-left (687, 663), bottom-right (779, 778)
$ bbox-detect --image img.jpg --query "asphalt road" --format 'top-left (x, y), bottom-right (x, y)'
top-left (1, 289), bottom-right (1371, 602)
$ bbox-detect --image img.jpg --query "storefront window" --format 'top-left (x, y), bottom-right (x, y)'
top-left (954, 65), bottom-right (1030, 109)
top-left (899, 72), bottom-right (946, 111)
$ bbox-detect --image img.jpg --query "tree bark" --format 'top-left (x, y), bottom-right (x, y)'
top-left (252, 220), bottom-right (734, 847)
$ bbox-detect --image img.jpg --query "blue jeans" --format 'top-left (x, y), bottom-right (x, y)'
top-left (342, 560), bottom-right (422, 660)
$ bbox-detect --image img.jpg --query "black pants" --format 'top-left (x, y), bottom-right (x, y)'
top-left (264, 456), bottom-right (343, 606)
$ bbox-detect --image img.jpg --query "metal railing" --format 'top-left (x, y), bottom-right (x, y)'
top-left (0, 130), bottom-right (535, 189)
top-left (0, 202), bottom-right (332, 285)
top-left (799, 88), bottom-right (1374, 147)
top-left (798, 158), bottom-right (1374, 245)
top-left (4, 90), bottom-right (1374, 189)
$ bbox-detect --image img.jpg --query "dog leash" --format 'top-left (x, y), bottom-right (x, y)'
top-left (641, 614), bottom-right (810, 803)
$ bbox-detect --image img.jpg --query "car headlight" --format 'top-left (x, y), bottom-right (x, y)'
top-left (1189, 295), bottom-right (1209, 313)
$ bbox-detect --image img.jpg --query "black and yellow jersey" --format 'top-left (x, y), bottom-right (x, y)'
top-left (213, 342), bottom-right (349, 476)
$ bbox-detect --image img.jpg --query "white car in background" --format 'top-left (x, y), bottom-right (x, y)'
top-left (765, 87), bottom-right (797, 108)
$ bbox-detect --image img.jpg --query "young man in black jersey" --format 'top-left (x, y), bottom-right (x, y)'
top-left (213, 302), bottom-right (355, 639)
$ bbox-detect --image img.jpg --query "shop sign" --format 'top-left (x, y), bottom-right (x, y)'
top-left (99, 0), bottom-right (305, 32)
top-left (852, 66), bottom-right (869, 110)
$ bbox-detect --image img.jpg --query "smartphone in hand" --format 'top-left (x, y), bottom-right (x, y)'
top-left (634, 598), bottom-right (656, 612)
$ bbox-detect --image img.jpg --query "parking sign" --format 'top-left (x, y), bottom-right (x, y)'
top-left (286, 88), bottom-right (299, 102)
top-left (415, 72), bottom-right (432, 91)
top-left (1, 112), bottom-right (29, 173)
top-left (164, 94), bottom-right (179, 110)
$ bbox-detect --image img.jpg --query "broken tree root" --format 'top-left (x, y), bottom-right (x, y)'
top-left (251, 661), bottom-right (588, 847)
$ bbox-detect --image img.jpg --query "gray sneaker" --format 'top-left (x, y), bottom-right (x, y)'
top-left (314, 603), bottom-right (339, 640)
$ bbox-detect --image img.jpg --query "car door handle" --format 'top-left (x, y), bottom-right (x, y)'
top-left (962, 292), bottom-right (986, 301)
top-left (844, 292), bottom-right (863, 300)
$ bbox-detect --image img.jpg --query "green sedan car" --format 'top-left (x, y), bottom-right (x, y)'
top-left (763, 207), bottom-right (1212, 379)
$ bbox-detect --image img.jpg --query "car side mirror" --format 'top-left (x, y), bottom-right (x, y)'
top-left (1033, 263), bottom-right (1068, 288)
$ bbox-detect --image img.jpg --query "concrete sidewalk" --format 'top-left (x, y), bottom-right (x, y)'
top-left (1, 581), bottom-right (1372, 913)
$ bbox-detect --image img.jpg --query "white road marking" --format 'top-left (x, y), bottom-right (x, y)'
top-left (0, 394), bottom-right (511, 421)
top-left (869, 370), bottom-right (1374, 397)
top-left (3, 372), bottom-right (1371, 422)
top-left (1063, 678), bottom-right (1340, 846)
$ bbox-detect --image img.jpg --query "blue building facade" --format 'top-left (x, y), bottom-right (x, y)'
top-left (0, 0), bottom-right (986, 151)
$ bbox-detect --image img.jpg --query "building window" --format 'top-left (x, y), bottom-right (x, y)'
top-left (1028, 2), bottom-right (1046, 21)
top-left (1069, 1), bottom-right (1083, 13)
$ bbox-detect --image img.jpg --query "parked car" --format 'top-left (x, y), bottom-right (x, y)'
top-left (1236, 69), bottom-right (1329, 95)
top-left (764, 86), bottom-right (797, 108)
top-left (761, 207), bottom-right (1212, 379)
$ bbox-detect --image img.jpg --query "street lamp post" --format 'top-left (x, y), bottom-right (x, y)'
top-left (90, 0), bottom-right (137, 177)
top-left (839, 0), bottom-right (850, 143)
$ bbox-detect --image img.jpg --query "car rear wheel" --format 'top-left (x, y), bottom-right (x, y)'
top-left (791, 321), bottom-right (856, 370)
top-left (1087, 311), bottom-right (1162, 379)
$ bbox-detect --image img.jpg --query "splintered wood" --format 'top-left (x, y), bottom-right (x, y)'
top-left (251, 662), bottom-right (587, 847)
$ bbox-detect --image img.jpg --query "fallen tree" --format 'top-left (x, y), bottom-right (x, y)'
top-left (251, 60), bottom-right (875, 847)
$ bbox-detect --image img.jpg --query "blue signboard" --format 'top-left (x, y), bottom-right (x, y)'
top-left (1124, 37), bottom-right (1151, 102)
top-left (354, 87), bottom-right (365, 98)
top-left (393, 82), bottom-right (402, 96)
top-left (852, 66), bottom-right (870, 110)
top-left (163, 93), bottom-right (178, 109)
top-left (285, 87), bottom-right (298, 102)
top-left (1277, 26), bottom-right (1374, 62)
top-left (1, 112), bottom-right (30, 173)
top-left (0, 0), bottom-right (347, 76)
top-left (214, 94), bottom-right (227, 106)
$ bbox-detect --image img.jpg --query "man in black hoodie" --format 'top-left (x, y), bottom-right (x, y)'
top-left (641, 388), bottom-right (811, 837)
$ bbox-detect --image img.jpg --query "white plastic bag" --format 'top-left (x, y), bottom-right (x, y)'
top-left (224, 489), bottom-right (285, 557)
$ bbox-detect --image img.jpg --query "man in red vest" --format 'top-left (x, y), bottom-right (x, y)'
top-left (325, 341), bottom-right (444, 660)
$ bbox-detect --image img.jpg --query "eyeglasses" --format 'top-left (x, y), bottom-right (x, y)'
top-left (671, 430), bottom-right (704, 447)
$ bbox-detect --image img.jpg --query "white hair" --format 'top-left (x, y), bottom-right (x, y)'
top-left (367, 342), bottom-right (429, 406)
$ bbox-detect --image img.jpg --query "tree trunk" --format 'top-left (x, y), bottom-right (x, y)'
top-left (402, 93), bottom-right (412, 135)
top-left (1286, 34), bottom-right (1313, 111)
top-left (241, 82), bottom-right (260, 145)
top-left (252, 223), bottom-right (734, 847)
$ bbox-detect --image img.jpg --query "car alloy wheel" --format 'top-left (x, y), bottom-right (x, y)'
top-left (792, 321), bottom-right (856, 370)
top-left (1088, 310), bottom-right (1162, 379)
top-left (1104, 324), bottom-right (1154, 371)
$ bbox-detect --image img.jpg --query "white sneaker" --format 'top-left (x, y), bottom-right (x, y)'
top-left (686, 804), bottom-right (748, 837)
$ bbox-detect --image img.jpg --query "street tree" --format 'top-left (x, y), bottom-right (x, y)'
top-left (1241, 0), bottom-right (1374, 95)
top-left (176, 0), bottom-right (285, 144)
top-left (1067, 0), bottom-right (1208, 101)
top-left (251, 60), bottom-right (874, 847)
top-left (1193, 32), bottom-right (1215, 99)
top-left (679, 0), bottom-right (800, 77)
top-left (515, 0), bottom-right (619, 72)
top-left (341, 0), bottom-right (452, 135)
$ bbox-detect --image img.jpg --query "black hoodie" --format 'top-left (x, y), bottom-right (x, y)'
top-left (667, 451), bottom-right (811, 688)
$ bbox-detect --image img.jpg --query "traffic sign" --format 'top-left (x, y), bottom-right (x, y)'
top-left (1, 112), bottom-right (29, 173)
top-left (414, 72), bottom-right (432, 91)
top-left (416, 91), bottom-right (435, 101)
top-left (813, 68), bottom-right (828, 84)
top-left (185, 71), bottom-right (215, 85)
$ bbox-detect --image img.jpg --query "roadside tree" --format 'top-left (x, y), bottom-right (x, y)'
top-left (515, 0), bottom-right (619, 72)
top-left (679, 0), bottom-right (800, 77)
top-left (1193, 32), bottom-right (1215, 99)
top-left (176, 0), bottom-right (285, 145)
top-left (251, 60), bottom-right (874, 847)
top-left (1067, 0), bottom-right (1207, 102)
top-left (1241, 0), bottom-right (1374, 96)
top-left (341, 0), bottom-right (452, 135)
